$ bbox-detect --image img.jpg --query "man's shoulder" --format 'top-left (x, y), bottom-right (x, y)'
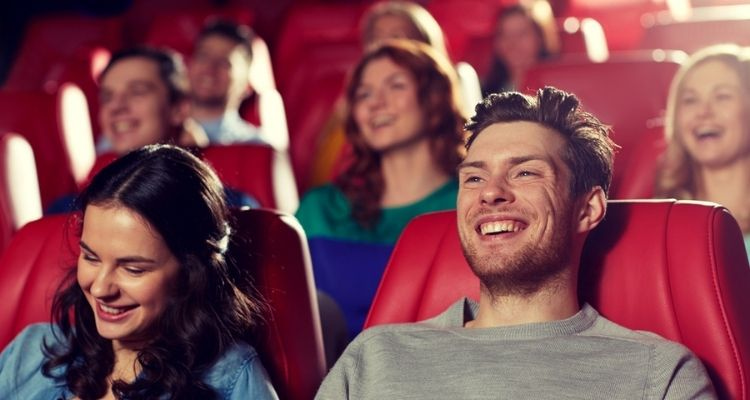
top-left (352, 299), bottom-right (467, 347)
top-left (584, 310), bottom-right (696, 356)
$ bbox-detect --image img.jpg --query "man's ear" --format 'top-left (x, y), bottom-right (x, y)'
top-left (576, 186), bottom-right (607, 234)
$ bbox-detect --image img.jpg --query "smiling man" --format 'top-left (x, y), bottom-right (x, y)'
top-left (315, 87), bottom-right (716, 399)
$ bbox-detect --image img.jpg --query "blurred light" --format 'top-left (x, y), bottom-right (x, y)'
top-left (581, 18), bottom-right (609, 63)
top-left (563, 17), bottom-right (581, 33)
top-left (5, 134), bottom-right (42, 229)
top-left (60, 83), bottom-right (95, 184)
top-left (667, 0), bottom-right (692, 22)
top-left (652, 49), bottom-right (667, 62)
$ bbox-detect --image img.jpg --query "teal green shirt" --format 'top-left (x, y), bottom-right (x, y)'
top-left (296, 180), bottom-right (458, 245)
top-left (295, 180), bottom-right (458, 338)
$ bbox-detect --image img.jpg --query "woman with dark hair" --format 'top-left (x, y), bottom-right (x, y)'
top-left (0, 145), bottom-right (277, 399)
top-left (482, 1), bottom-right (559, 96)
top-left (296, 40), bottom-right (465, 340)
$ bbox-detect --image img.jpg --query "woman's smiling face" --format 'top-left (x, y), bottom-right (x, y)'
top-left (77, 204), bottom-right (180, 350)
top-left (676, 59), bottom-right (750, 168)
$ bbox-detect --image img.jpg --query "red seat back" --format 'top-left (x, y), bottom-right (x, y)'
top-left (0, 84), bottom-right (95, 207)
top-left (0, 133), bottom-right (42, 254)
top-left (366, 201), bottom-right (750, 399)
top-left (561, 0), bottom-right (667, 50)
top-left (640, 6), bottom-right (750, 53)
top-left (3, 14), bottom-right (123, 92)
top-left (202, 145), bottom-right (299, 213)
top-left (86, 145), bottom-right (299, 213)
top-left (0, 208), bottom-right (326, 399)
top-left (522, 51), bottom-right (682, 197)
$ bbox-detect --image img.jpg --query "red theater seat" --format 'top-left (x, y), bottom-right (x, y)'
top-left (0, 133), bottom-right (42, 253)
top-left (0, 208), bottom-right (326, 400)
top-left (201, 145), bottom-right (299, 213)
top-left (561, 0), bottom-right (667, 50)
top-left (0, 83), bottom-right (95, 208)
top-left (274, 2), bottom-right (366, 90)
top-left (521, 51), bottom-right (683, 198)
top-left (86, 145), bottom-right (299, 213)
top-left (365, 201), bottom-right (750, 399)
top-left (615, 125), bottom-right (666, 199)
top-left (640, 5), bottom-right (750, 53)
top-left (3, 13), bottom-right (122, 92)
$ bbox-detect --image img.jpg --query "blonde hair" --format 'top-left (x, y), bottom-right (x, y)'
top-left (656, 44), bottom-right (750, 200)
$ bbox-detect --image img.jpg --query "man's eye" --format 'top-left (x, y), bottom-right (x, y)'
top-left (124, 267), bottom-right (145, 276)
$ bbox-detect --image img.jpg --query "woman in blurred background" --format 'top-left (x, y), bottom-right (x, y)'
top-left (0, 145), bottom-right (277, 399)
top-left (482, 0), bottom-right (559, 96)
top-left (309, 0), bottom-right (478, 188)
top-left (655, 43), bottom-right (750, 259)
top-left (296, 40), bottom-right (465, 342)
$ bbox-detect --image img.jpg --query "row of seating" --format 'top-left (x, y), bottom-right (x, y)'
top-left (1, 199), bottom-right (748, 398)
top-left (3, 1), bottom-right (749, 203)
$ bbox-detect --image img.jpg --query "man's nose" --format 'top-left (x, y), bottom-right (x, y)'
top-left (480, 178), bottom-right (515, 205)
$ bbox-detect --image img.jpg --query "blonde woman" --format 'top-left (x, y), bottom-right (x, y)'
top-left (655, 44), bottom-right (750, 258)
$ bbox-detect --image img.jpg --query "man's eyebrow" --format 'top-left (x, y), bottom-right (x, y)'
top-left (507, 155), bottom-right (550, 165)
top-left (457, 160), bottom-right (486, 172)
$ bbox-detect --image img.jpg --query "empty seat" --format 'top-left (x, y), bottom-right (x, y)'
top-left (0, 208), bottom-right (326, 399)
top-left (366, 201), bottom-right (750, 399)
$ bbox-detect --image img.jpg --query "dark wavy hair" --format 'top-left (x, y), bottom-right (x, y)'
top-left (336, 39), bottom-right (465, 227)
top-left (465, 87), bottom-right (616, 198)
top-left (42, 144), bottom-right (266, 399)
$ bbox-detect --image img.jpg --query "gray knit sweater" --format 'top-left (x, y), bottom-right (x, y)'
top-left (316, 298), bottom-right (716, 399)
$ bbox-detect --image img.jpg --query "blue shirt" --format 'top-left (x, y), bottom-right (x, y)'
top-left (197, 111), bottom-right (265, 145)
top-left (0, 324), bottom-right (279, 399)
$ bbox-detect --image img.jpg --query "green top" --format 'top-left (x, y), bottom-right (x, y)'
top-left (295, 180), bottom-right (458, 245)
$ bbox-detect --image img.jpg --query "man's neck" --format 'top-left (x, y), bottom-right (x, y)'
top-left (466, 277), bottom-right (580, 328)
top-left (191, 103), bottom-right (228, 121)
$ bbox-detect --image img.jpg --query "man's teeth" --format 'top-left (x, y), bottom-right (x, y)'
top-left (113, 120), bottom-right (135, 134)
top-left (480, 221), bottom-right (524, 235)
top-left (100, 304), bottom-right (128, 315)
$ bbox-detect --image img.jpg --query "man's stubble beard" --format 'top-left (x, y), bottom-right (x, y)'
top-left (461, 211), bottom-right (574, 299)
